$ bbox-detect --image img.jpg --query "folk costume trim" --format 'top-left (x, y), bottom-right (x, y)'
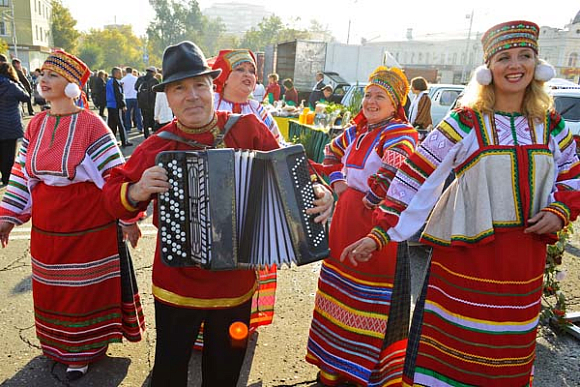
top-left (42, 50), bottom-right (91, 88)
top-left (365, 66), bottom-right (409, 106)
top-left (152, 283), bottom-right (257, 308)
top-left (481, 20), bottom-right (539, 63)
top-left (30, 113), bottom-right (79, 178)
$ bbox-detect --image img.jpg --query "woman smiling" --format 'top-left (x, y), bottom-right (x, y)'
top-left (342, 20), bottom-right (580, 386)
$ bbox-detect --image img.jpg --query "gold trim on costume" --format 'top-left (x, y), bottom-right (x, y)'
top-left (120, 182), bottom-right (139, 212)
top-left (176, 114), bottom-right (218, 134)
top-left (152, 283), bottom-right (257, 308)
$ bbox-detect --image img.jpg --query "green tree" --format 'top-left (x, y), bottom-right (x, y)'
top-left (146, 0), bottom-right (220, 59)
top-left (308, 19), bottom-right (335, 42)
top-left (77, 43), bottom-right (102, 70)
top-left (199, 17), bottom-right (226, 57)
top-left (80, 26), bottom-right (144, 71)
top-left (240, 15), bottom-right (310, 52)
top-left (50, 0), bottom-right (80, 52)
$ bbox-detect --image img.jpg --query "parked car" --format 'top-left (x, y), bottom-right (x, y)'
top-left (340, 82), bottom-right (366, 110)
top-left (322, 71), bottom-right (351, 104)
top-left (552, 89), bottom-right (580, 150)
top-left (341, 82), bottom-right (464, 126)
top-left (428, 84), bottom-right (465, 126)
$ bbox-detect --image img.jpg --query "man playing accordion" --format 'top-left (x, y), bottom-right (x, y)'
top-left (102, 41), bottom-right (333, 387)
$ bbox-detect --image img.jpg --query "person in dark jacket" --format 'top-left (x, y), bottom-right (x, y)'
top-left (93, 71), bottom-right (107, 119)
top-left (135, 66), bottom-right (160, 138)
top-left (0, 63), bottom-right (30, 185)
top-left (308, 71), bottom-right (326, 109)
top-left (106, 67), bottom-right (132, 147)
top-left (12, 58), bottom-right (34, 116)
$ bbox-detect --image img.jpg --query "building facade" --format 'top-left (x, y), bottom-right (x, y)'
top-left (538, 11), bottom-right (580, 83)
top-left (203, 2), bottom-right (271, 35)
top-left (0, 0), bottom-right (52, 71)
top-left (369, 11), bottom-right (580, 85)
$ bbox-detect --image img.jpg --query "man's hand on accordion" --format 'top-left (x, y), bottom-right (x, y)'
top-left (307, 184), bottom-right (334, 224)
top-left (129, 166), bottom-right (171, 203)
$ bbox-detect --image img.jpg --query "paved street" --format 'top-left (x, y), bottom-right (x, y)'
top-left (0, 109), bottom-right (579, 386)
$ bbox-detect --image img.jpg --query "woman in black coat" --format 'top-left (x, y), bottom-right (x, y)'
top-left (93, 71), bottom-right (107, 118)
top-left (0, 63), bottom-right (30, 185)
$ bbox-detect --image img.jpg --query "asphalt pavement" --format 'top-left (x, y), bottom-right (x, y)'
top-left (0, 108), bottom-right (579, 386)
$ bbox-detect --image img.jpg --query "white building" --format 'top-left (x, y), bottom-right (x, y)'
top-left (203, 2), bottom-right (272, 35)
top-left (366, 35), bottom-right (483, 84)
top-left (366, 9), bottom-right (580, 84)
top-left (538, 10), bottom-right (580, 83)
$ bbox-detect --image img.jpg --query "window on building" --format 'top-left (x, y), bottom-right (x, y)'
top-left (0, 21), bottom-right (5, 36)
top-left (36, 26), bottom-right (38, 40)
top-left (452, 53), bottom-right (457, 65)
top-left (569, 53), bottom-right (578, 67)
top-left (411, 53), bottom-right (415, 64)
top-left (0, 0), bottom-right (10, 7)
top-left (39, 26), bottom-right (43, 42)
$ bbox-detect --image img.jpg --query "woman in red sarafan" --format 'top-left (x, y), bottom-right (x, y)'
top-left (306, 66), bottom-right (418, 387)
top-left (0, 50), bottom-right (144, 381)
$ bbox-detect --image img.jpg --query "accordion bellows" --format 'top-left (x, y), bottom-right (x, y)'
top-left (156, 145), bottom-right (330, 269)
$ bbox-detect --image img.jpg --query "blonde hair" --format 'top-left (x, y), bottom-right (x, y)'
top-left (460, 59), bottom-right (554, 122)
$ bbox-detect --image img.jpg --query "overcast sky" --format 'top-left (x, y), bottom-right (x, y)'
top-left (62, 0), bottom-right (579, 44)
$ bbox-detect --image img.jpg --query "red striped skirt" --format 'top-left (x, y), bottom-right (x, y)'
top-left (307, 188), bottom-right (409, 386)
top-left (30, 182), bottom-right (144, 365)
top-left (403, 231), bottom-right (545, 387)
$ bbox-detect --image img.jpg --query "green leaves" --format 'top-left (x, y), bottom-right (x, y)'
top-left (51, 0), bottom-right (80, 52)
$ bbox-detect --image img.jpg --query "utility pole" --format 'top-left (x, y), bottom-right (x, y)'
top-left (346, 19), bottom-right (351, 45)
top-left (346, 0), bottom-right (358, 45)
top-left (460, 10), bottom-right (474, 84)
top-left (10, 0), bottom-right (17, 58)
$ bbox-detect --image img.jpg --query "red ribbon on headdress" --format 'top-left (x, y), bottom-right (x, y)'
top-left (211, 49), bottom-right (257, 94)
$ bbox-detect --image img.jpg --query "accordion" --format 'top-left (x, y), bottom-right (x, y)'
top-left (156, 145), bottom-right (330, 269)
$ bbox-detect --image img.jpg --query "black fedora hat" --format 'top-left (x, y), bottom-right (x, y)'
top-left (153, 41), bottom-right (221, 92)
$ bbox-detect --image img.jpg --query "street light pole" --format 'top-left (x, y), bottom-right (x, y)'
top-left (10, 0), bottom-right (17, 58)
top-left (461, 9), bottom-right (474, 84)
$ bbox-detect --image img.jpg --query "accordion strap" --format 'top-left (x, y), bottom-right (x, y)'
top-left (156, 114), bottom-right (242, 149)
top-left (156, 131), bottom-right (211, 149)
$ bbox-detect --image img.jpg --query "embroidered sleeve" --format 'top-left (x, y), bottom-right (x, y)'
top-left (102, 144), bottom-right (154, 219)
top-left (0, 138), bottom-right (32, 225)
top-left (545, 110), bottom-right (580, 223)
top-left (255, 102), bottom-right (283, 143)
top-left (370, 109), bottom-right (473, 243)
top-left (366, 128), bottom-right (417, 205)
top-left (87, 131), bottom-right (125, 180)
top-left (322, 125), bottom-right (357, 185)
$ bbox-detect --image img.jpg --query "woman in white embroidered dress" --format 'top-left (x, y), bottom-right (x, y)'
top-left (342, 20), bottom-right (580, 386)
top-left (0, 50), bottom-right (144, 381)
top-left (211, 49), bottom-right (282, 142)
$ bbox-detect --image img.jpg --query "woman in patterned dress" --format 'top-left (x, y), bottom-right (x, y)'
top-left (0, 50), bottom-right (144, 381)
top-left (343, 20), bottom-right (580, 386)
top-left (306, 66), bottom-right (418, 387)
top-left (209, 49), bottom-right (283, 336)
